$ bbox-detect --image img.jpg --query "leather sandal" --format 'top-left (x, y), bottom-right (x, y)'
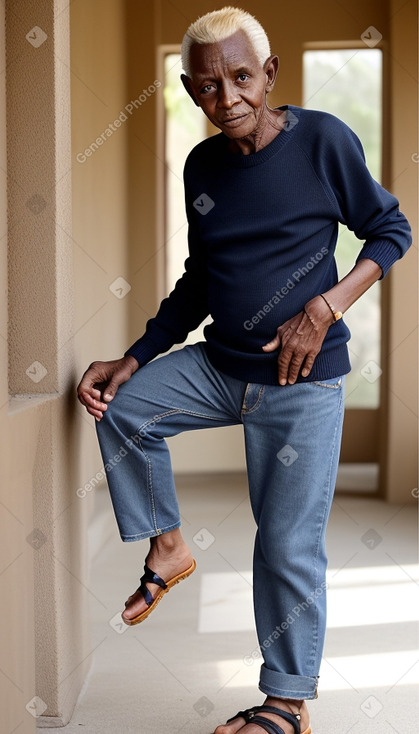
top-left (121, 559), bottom-right (196, 626)
top-left (226, 705), bottom-right (312, 734)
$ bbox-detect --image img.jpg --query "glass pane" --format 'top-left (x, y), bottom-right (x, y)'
top-left (164, 53), bottom-right (210, 346)
top-left (303, 49), bottom-right (382, 408)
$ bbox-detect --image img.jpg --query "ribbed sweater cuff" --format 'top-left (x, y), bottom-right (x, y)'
top-left (124, 335), bottom-right (160, 367)
top-left (356, 239), bottom-right (403, 279)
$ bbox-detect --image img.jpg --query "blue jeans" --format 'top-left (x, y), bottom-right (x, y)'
top-left (96, 343), bottom-right (345, 700)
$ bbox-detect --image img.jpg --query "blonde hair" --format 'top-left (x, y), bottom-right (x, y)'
top-left (181, 6), bottom-right (271, 78)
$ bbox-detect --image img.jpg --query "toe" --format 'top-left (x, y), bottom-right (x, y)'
top-left (213, 717), bottom-right (245, 733)
top-left (121, 589), bottom-right (147, 620)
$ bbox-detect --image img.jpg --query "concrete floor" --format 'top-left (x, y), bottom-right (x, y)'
top-left (39, 474), bottom-right (418, 734)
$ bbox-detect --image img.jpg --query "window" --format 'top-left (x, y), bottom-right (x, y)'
top-left (163, 48), bottom-right (384, 403)
top-left (164, 53), bottom-right (209, 346)
top-left (303, 48), bottom-right (383, 408)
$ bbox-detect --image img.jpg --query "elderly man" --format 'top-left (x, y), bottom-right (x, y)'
top-left (77, 6), bottom-right (411, 733)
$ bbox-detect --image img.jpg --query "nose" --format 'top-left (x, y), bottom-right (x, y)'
top-left (216, 80), bottom-right (240, 109)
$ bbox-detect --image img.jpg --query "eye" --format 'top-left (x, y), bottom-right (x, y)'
top-left (200, 84), bottom-right (214, 95)
top-left (237, 73), bottom-right (249, 82)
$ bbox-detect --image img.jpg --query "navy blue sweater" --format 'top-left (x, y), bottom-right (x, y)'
top-left (125, 106), bottom-right (411, 384)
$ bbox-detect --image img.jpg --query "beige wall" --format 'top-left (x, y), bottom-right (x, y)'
top-left (71, 0), bottom-right (131, 499)
top-left (1, 0), bottom-right (135, 728)
top-left (2, 0), bottom-right (137, 725)
top-left (1, 1), bottom-right (417, 731)
top-left (384, 0), bottom-right (418, 501)
top-left (0, 0), bottom-right (90, 732)
top-left (0, 11), bottom-right (36, 730)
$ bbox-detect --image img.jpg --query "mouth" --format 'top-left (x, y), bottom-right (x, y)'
top-left (221, 113), bottom-right (248, 127)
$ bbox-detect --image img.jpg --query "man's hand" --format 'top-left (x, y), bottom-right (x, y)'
top-left (263, 260), bottom-right (382, 384)
top-left (262, 298), bottom-right (333, 385)
top-left (77, 355), bottom-right (139, 421)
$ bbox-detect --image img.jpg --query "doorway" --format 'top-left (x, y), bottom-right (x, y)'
top-left (159, 43), bottom-right (386, 493)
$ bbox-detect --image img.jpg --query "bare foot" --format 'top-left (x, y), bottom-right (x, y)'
top-left (213, 697), bottom-right (310, 734)
top-left (122, 529), bottom-right (194, 623)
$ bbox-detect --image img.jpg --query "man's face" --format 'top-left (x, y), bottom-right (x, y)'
top-left (184, 30), bottom-right (276, 140)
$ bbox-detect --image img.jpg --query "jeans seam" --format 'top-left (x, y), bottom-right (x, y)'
top-left (308, 385), bottom-right (344, 675)
top-left (136, 407), bottom-right (231, 436)
top-left (136, 408), bottom-right (236, 535)
top-left (135, 438), bottom-right (160, 535)
top-left (311, 378), bottom-right (342, 389)
top-left (121, 520), bottom-right (182, 542)
top-left (241, 384), bottom-right (251, 413)
top-left (241, 385), bottom-right (265, 415)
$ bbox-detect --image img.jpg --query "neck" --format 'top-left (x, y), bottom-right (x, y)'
top-left (229, 107), bottom-right (285, 155)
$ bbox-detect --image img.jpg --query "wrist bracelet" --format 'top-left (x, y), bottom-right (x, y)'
top-left (319, 293), bottom-right (343, 322)
top-left (303, 307), bottom-right (317, 327)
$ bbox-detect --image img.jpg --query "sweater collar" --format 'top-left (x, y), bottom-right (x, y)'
top-left (220, 105), bottom-right (301, 167)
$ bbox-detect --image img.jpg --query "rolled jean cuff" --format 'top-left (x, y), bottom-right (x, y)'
top-left (259, 664), bottom-right (319, 700)
top-left (120, 520), bottom-right (182, 543)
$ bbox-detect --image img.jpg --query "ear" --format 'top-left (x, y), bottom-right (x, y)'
top-left (263, 55), bottom-right (279, 93)
top-left (181, 74), bottom-right (200, 107)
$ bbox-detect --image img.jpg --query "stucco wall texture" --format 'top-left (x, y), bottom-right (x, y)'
top-left (2, 1), bottom-right (90, 730)
top-left (0, 0), bottom-right (417, 731)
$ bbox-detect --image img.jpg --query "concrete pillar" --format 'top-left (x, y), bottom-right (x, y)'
top-left (3, 0), bottom-right (91, 727)
top-left (385, 0), bottom-right (418, 502)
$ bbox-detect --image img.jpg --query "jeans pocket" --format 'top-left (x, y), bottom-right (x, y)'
top-left (311, 376), bottom-right (343, 389)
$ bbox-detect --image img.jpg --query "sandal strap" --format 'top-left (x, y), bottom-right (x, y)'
top-left (250, 715), bottom-right (286, 734)
top-left (257, 706), bottom-right (301, 732)
top-left (137, 564), bottom-right (168, 608)
top-left (226, 706), bottom-right (261, 723)
top-left (142, 564), bottom-right (168, 589)
top-left (227, 705), bottom-right (300, 734)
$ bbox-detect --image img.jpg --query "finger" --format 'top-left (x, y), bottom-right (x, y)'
top-left (278, 349), bottom-right (304, 385)
top-left (79, 392), bottom-right (107, 410)
top-left (301, 353), bottom-right (316, 378)
top-left (78, 399), bottom-right (104, 420)
top-left (89, 408), bottom-right (104, 421)
top-left (76, 373), bottom-right (99, 393)
top-left (78, 390), bottom-right (108, 412)
top-left (262, 333), bottom-right (281, 351)
top-left (77, 386), bottom-right (102, 406)
top-left (77, 378), bottom-right (102, 400)
top-left (286, 358), bottom-right (304, 384)
top-left (103, 382), bottom-right (118, 401)
top-left (102, 364), bottom-right (134, 400)
top-left (277, 347), bottom-right (293, 385)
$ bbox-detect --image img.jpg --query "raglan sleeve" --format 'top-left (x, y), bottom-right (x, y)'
top-left (314, 115), bottom-right (412, 278)
top-left (123, 166), bottom-right (210, 367)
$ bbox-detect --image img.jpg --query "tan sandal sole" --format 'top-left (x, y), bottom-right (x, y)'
top-left (121, 559), bottom-right (196, 626)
